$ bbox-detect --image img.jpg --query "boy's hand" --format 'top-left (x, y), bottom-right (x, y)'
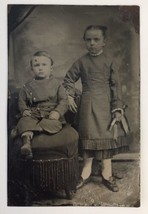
top-left (68, 96), bottom-right (77, 113)
top-left (23, 109), bottom-right (31, 117)
top-left (49, 111), bottom-right (60, 120)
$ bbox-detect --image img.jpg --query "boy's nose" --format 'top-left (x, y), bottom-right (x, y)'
top-left (39, 66), bottom-right (43, 71)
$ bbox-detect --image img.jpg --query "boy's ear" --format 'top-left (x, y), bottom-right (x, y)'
top-left (30, 69), bottom-right (35, 77)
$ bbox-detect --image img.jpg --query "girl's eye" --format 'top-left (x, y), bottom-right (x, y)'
top-left (94, 38), bottom-right (100, 42)
top-left (42, 63), bottom-right (47, 66)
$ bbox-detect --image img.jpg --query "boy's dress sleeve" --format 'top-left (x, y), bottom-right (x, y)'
top-left (110, 59), bottom-right (123, 111)
top-left (54, 84), bottom-right (69, 117)
top-left (18, 87), bottom-right (30, 114)
top-left (63, 61), bottom-right (81, 97)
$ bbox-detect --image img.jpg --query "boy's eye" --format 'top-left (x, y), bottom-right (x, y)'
top-left (33, 63), bottom-right (39, 67)
top-left (86, 38), bottom-right (91, 42)
top-left (42, 63), bottom-right (47, 66)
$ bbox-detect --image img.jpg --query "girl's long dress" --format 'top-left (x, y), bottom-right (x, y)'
top-left (64, 52), bottom-right (128, 159)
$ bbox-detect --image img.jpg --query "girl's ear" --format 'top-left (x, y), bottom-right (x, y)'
top-left (103, 39), bottom-right (107, 47)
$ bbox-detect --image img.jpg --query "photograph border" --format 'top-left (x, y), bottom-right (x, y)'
top-left (0, 0), bottom-right (147, 213)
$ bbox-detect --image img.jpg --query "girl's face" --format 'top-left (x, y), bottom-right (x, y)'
top-left (31, 56), bottom-right (53, 79)
top-left (84, 29), bottom-right (106, 54)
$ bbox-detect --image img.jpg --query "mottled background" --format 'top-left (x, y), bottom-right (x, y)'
top-left (8, 5), bottom-right (140, 153)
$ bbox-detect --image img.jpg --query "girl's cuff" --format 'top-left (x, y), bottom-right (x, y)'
top-left (112, 108), bottom-right (124, 115)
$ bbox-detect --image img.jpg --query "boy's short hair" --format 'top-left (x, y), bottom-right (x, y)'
top-left (83, 25), bottom-right (108, 40)
top-left (30, 51), bottom-right (54, 67)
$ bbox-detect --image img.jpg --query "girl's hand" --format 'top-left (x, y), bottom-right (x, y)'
top-left (68, 96), bottom-right (77, 113)
top-left (114, 111), bottom-right (122, 121)
top-left (23, 109), bottom-right (31, 117)
top-left (49, 111), bottom-right (60, 120)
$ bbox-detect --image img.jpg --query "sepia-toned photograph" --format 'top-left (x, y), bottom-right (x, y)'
top-left (7, 4), bottom-right (140, 207)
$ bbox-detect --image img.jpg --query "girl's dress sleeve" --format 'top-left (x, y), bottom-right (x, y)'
top-left (109, 59), bottom-right (123, 111)
top-left (63, 60), bottom-right (81, 97)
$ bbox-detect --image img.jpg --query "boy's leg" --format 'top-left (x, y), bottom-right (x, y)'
top-left (101, 158), bottom-right (119, 192)
top-left (21, 131), bottom-right (33, 158)
top-left (39, 119), bottom-right (62, 134)
top-left (76, 157), bottom-right (93, 189)
top-left (17, 117), bottom-right (42, 135)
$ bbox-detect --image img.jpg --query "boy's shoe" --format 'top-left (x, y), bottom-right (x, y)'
top-left (21, 136), bottom-right (32, 158)
top-left (102, 176), bottom-right (119, 192)
top-left (76, 177), bottom-right (90, 189)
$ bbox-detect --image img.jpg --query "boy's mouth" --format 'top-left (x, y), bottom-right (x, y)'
top-left (38, 72), bottom-right (45, 76)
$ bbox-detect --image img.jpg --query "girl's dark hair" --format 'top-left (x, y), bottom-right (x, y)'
top-left (83, 25), bottom-right (108, 40)
top-left (30, 51), bottom-right (54, 67)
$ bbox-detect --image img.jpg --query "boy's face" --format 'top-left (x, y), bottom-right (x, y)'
top-left (31, 56), bottom-right (52, 79)
top-left (84, 29), bottom-right (105, 54)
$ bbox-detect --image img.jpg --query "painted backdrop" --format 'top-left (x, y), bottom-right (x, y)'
top-left (8, 5), bottom-right (140, 153)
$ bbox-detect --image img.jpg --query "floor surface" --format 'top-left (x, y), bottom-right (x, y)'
top-left (29, 160), bottom-right (140, 207)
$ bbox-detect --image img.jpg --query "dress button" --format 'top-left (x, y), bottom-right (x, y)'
top-left (33, 97), bottom-right (36, 101)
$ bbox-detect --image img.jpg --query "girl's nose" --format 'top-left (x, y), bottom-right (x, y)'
top-left (90, 39), bottom-right (95, 45)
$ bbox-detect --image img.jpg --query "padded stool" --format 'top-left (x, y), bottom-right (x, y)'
top-left (15, 124), bottom-right (79, 200)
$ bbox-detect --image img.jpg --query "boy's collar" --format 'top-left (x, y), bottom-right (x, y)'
top-left (89, 49), bottom-right (103, 57)
top-left (34, 75), bottom-right (53, 81)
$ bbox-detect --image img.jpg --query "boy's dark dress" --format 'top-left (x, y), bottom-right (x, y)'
top-left (64, 52), bottom-right (128, 159)
top-left (17, 75), bottom-right (68, 135)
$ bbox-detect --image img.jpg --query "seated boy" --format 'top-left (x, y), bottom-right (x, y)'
top-left (16, 51), bottom-right (68, 159)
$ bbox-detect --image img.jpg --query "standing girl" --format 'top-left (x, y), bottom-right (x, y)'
top-left (64, 25), bottom-right (129, 192)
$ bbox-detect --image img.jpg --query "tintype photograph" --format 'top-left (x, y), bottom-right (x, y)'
top-left (7, 4), bottom-right (140, 207)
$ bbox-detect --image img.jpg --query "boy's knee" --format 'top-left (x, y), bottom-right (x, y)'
top-left (21, 131), bottom-right (33, 139)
